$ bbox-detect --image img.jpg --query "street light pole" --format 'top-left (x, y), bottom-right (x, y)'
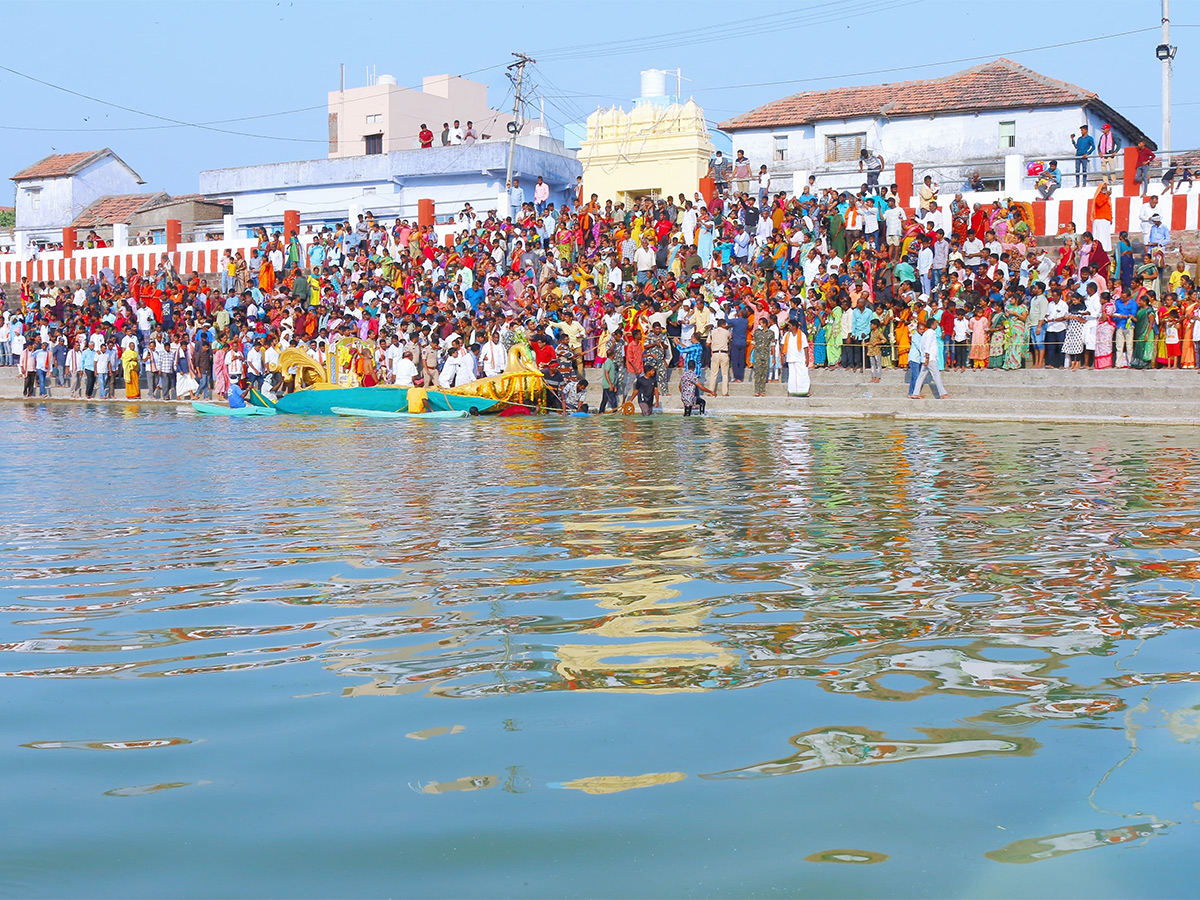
top-left (1161, 0), bottom-right (1173, 165)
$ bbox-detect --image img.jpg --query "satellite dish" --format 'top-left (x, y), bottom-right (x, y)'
top-left (506, 121), bottom-right (520, 134)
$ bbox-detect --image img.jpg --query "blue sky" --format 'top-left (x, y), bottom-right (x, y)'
top-left (1, 0), bottom-right (1194, 198)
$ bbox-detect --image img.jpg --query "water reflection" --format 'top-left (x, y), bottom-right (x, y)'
top-left (986, 823), bottom-right (1168, 864)
top-left (702, 726), bottom-right (1037, 779)
top-left (4, 409), bottom-right (1200, 893)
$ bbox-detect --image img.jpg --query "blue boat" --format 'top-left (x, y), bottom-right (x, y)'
top-left (192, 401), bottom-right (277, 417)
top-left (423, 390), bottom-right (500, 415)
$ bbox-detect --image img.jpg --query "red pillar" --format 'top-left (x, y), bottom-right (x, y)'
top-left (1058, 200), bottom-right (1074, 233)
top-left (699, 176), bottom-right (715, 205)
top-left (418, 199), bottom-right (435, 229)
top-left (1115, 196), bottom-right (1131, 233)
top-left (1031, 201), bottom-right (1046, 236)
top-left (166, 219), bottom-right (182, 252)
top-left (62, 227), bottom-right (76, 256)
top-left (284, 209), bottom-right (300, 239)
top-left (895, 162), bottom-right (914, 210)
top-left (1085, 199), bottom-right (1095, 233)
top-left (1122, 146), bottom-right (1138, 196)
top-left (1172, 194), bottom-right (1187, 231)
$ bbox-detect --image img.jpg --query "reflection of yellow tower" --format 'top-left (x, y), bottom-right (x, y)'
top-left (580, 87), bottom-right (714, 206)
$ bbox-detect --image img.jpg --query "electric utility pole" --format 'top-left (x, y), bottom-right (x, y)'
top-left (1158, 0), bottom-right (1176, 165)
top-left (505, 52), bottom-right (534, 198)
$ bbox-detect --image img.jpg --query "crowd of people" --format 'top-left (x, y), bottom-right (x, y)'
top-left (4, 138), bottom-right (1198, 411)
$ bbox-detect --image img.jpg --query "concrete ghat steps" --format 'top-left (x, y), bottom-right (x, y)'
top-left (4, 367), bottom-right (1200, 425)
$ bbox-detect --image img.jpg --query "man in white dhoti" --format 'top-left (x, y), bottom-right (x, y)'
top-left (783, 322), bottom-right (810, 397)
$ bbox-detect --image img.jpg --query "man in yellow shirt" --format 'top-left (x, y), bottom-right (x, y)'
top-left (558, 310), bottom-right (586, 377)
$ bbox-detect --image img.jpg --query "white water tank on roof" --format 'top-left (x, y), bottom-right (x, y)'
top-left (640, 69), bottom-right (668, 98)
top-left (377, 74), bottom-right (398, 86)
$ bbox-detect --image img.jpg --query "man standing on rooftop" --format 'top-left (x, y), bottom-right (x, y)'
top-left (1071, 125), bottom-right (1095, 187)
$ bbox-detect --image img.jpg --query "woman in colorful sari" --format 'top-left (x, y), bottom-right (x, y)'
top-left (212, 341), bottom-right (230, 399)
top-left (1180, 286), bottom-right (1197, 369)
top-left (950, 193), bottom-right (970, 243)
top-left (895, 305), bottom-right (912, 367)
top-left (1131, 295), bottom-right (1155, 369)
top-left (259, 251), bottom-right (275, 293)
top-left (1094, 300), bottom-right (1116, 369)
top-left (825, 295), bottom-right (844, 368)
top-left (121, 345), bottom-right (141, 399)
top-left (1155, 299), bottom-right (1171, 368)
top-left (1003, 297), bottom-right (1029, 369)
top-left (811, 301), bottom-right (828, 367)
top-left (988, 307), bottom-right (1007, 368)
top-left (1056, 238), bottom-right (1077, 280)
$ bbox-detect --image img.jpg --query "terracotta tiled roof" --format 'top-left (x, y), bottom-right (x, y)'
top-left (11, 148), bottom-right (144, 182)
top-left (72, 192), bottom-right (170, 228)
top-left (719, 58), bottom-right (1151, 145)
top-left (135, 192), bottom-right (227, 212)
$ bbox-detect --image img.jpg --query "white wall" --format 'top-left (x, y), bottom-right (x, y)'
top-left (726, 105), bottom-right (1141, 185)
top-left (14, 156), bottom-right (144, 237)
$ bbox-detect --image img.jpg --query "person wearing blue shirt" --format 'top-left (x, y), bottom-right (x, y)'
top-left (1113, 294), bottom-right (1138, 367)
top-left (850, 300), bottom-right (873, 371)
top-left (509, 178), bottom-right (526, 212)
top-left (1147, 216), bottom-right (1170, 254)
top-left (1071, 125), bottom-right (1096, 187)
top-left (465, 284), bottom-right (485, 312)
top-left (729, 311), bottom-right (749, 382)
top-left (1037, 161), bottom-right (1062, 199)
top-left (81, 346), bottom-right (96, 398)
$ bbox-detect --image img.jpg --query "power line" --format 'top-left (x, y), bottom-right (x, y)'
top-left (699, 26), bottom-right (1161, 93)
top-left (0, 61), bottom-right (509, 141)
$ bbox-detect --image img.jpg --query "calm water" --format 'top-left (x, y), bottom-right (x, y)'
top-left (2, 404), bottom-right (1200, 899)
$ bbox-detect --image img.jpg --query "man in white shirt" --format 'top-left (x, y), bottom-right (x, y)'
top-left (394, 350), bottom-right (419, 387)
top-left (449, 120), bottom-right (463, 144)
top-left (246, 340), bottom-right (264, 390)
top-left (1139, 195), bottom-right (1159, 245)
top-left (882, 198), bottom-right (907, 259)
top-left (917, 238), bottom-right (934, 295)
top-left (634, 238), bottom-right (657, 285)
top-left (909, 319), bottom-right (948, 400)
top-left (962, 230), bottom-right (985, 271)
top-left (480, 332), bottom-right (506, 379)
top-left (94, 340), bottom-right (112, 398)
top-left (1044, 293), bottom-right (1069, 368)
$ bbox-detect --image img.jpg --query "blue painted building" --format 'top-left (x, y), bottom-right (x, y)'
top-left (198, 136), bottom-right (581, 233)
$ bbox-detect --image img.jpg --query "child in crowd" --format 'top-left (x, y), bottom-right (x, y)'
top-left (866, 320), bottom-right (884, 382)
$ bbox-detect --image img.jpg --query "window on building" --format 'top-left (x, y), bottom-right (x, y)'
top-left (25, 188), bottom-right (40, 211)
top-left (364, 133), bottom-right (383, 155)
top-left (999, 120), bottom-right (1017, 150)
top-left (366, 114), bottom-right (382, 124)
top-left (363, 186), bottom-right (376, 195)
top-left (274, 192), bottom-right (287, 202)
top-left (825, 133), bottom-right (866, 163)
top-left (774, 134), bottom-right (788, 162)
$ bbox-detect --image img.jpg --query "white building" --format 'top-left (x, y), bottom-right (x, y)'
top-left (718, 58), bottom-right (1153, 194)
top-left (11, 148), bottom-right (145, 243)
top-left (328, 73), bottom-right (544, 158)
top-left (200, 135), bottom-right (581, 233)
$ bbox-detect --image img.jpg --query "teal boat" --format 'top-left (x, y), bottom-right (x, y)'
top-left (331, 407), bottom-right (468, 420)
top-left (192, 401), bottom-right (277, 417)
top-left (424, 390), bottom-right (500, 415)
top-left (263, 386), bottom-right (410, 416)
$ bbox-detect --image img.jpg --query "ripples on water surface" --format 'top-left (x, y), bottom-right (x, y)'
top-left (2, 403), bottom-right (1200, 898)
